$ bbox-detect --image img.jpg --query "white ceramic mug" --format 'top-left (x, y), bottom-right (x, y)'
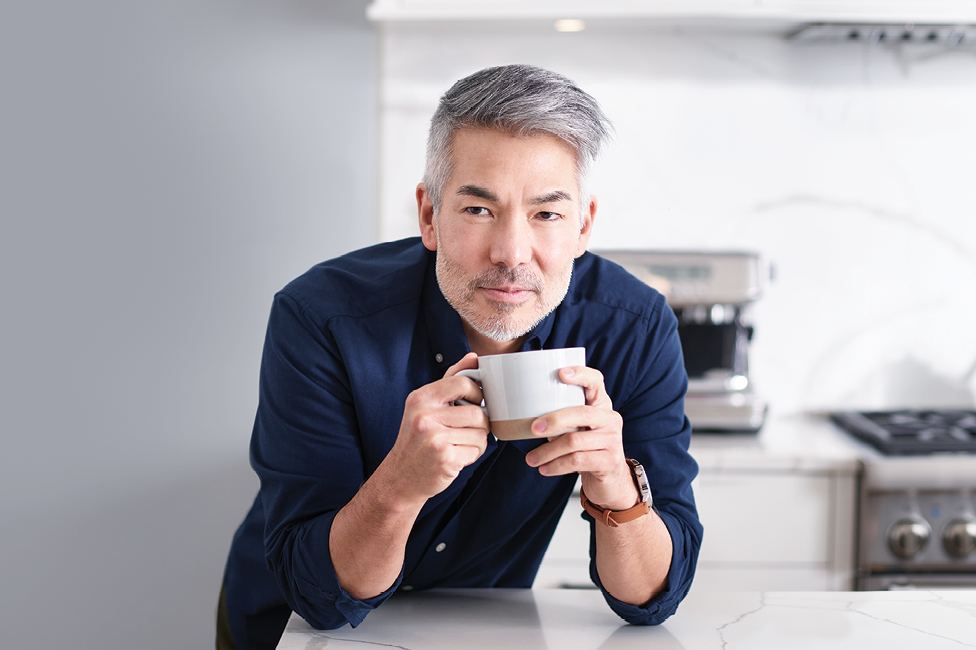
top-left (456, 347), bottom-right (586, 441)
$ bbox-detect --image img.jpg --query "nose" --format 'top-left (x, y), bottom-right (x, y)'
top-left (487, 214), bottom-right (532, 269)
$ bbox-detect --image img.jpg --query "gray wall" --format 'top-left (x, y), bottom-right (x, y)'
top-left (0, 1), bottom-right (376, 647)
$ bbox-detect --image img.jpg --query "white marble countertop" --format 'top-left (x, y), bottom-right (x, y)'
top-left (276, 588), bottom-right (976, 649)
top-left (689, 413), bottom-right (866, 474)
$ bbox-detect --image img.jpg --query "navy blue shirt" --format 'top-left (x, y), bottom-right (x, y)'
top-left (222, 238), bottom-right (702, 648)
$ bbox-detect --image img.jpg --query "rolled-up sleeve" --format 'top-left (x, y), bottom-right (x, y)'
top-left (250, 291), bottom-right (391, 630)
top-left (585, 295), bottom-right (703, 625)
top-left (587, 503), bottom-right (701, 625)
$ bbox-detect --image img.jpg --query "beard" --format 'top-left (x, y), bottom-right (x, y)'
top-left (435, 253), bottom-right (574, 343)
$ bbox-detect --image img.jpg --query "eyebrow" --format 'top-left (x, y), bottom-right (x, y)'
top-left (455, 185), bottom-right (573, 205)
top-left (531, 190), bottom-right (573, 205)
top-left (456, 185), bottom-right (498, 201)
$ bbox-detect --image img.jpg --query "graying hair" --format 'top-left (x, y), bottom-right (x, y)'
top-left (423, 64), bottom-right (613, 224)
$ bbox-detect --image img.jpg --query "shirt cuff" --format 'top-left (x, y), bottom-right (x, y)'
top-left (587, 508), bottom-right (698, 626)
top-left (276, 510), bottom-right (405, 630)
top-left (295, 567), bottom-right (403, 629)
top-left (333, 574), bottom-right (403, 628)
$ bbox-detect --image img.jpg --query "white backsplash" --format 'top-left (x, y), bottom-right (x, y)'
top-left (376, 22), bottom-right (976, 417)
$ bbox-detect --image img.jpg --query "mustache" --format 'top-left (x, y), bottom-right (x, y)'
top-left (471, 266), bottom-right (542, 293)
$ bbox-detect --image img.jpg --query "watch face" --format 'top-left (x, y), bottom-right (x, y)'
top-left (628, 459), bottom-right (652, 504)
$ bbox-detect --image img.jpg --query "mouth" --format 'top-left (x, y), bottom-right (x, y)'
top-left (479, 285), bottom-right (536, 303)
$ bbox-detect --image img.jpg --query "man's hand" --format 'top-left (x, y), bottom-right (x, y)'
top-left (523, 365), bottom-right (637, 511)
top-left (382, 352), bottom-right (491, 508)
top-left (331, 352), bottom-right (490, 600)
top-left (522, 364), bottom-right (673, 606)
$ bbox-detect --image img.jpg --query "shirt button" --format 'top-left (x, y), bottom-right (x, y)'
top-left (402, 585), bottom-right (413, 591)
top-left (435, 353), bottom-right (444, 363)
top-left (435, 542), bottom-right (447, 553)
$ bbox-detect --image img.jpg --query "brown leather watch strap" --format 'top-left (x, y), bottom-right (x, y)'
top-left (580, 488), bottom-right (650, 528)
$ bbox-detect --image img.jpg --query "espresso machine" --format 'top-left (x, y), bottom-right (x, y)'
top-left (597, 250), bottom-right (768, 433)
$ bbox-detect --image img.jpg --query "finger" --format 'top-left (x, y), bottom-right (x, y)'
top-left (444, 352), bottom-right (479, 377)
top-left (455, 429), bottom-right (491, 456)
top-left (447, 374), bottom-right (486, 408)
top-left (442, 435), bottom-right (490, 469)
top-left (414, 373), bottom-right (484, 408)
top-left (530, 404), bottom-right (620, 438)
top-left (435, 402), bottom-right (490, 431)
top-left (436, 422), bottom-right (491, 458)
top-left (526, 427), bottom-right (617, 468)
top-left (558, 366), bottom-right (609, 406)
top-left (529, 445), bottom-right (618, 477)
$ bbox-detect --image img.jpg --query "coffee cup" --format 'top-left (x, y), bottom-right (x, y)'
top-left (456, 347), bottom-right (586, 441)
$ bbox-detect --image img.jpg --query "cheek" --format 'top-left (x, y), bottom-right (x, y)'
top-left (442, 227), bottom-right (491, 259)
top-left (438, 238), bottom-right (486, 277)
top-left (536, 232), bottom-right (581, 266)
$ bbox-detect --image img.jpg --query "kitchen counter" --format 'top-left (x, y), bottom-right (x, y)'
top-left (276, 588), bottom-right (976, 649)
top-left (689, 413), bottom-right (865, 473)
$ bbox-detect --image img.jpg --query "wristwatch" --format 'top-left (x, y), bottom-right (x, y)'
top-left (579, 459), bottom-right (652, 528)
top-left (628, 458), bottom-right (652, 506)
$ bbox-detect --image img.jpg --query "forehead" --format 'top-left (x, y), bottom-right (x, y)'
top-left (446, 128), bottom-right (579, 186)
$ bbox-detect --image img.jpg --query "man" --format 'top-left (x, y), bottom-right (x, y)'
top-left (218, 64), bottom-right (701, 650)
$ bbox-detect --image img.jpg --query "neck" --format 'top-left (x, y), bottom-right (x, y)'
top-left (462, 321), bottom-right (525, 357)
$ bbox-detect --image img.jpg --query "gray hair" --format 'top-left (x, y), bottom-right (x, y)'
top-left (423, 64), bottom-right (613, 223)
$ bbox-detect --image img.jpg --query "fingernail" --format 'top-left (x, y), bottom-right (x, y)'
top-left (533, 419), bottom-right (547, 434)
top-left (526, 452), bottom-right (538, 466)
top-left (562, 367), bottom-right (575, 378)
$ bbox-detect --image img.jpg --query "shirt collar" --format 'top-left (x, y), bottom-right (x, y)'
top-left (422, 251), bottom-right (575, 366)
top-left (422, 251), bottom-right (473, 370)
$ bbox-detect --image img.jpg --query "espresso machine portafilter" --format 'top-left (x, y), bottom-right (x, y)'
top-left (596, 250), bottom-right (768, 433)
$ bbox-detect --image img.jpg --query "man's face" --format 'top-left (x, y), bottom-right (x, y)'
top-left (418, 128), bottom-right (596, 351)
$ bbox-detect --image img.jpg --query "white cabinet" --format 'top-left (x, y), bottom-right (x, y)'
top-left (535, 481), bottom-right (593, 590)
top-left (692, 468), bottom-right (857, 591)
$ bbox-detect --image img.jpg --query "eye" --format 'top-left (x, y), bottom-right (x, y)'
top-left (536, 211), bottom-right (563, 221)
top-left (464, 206), bottom-right (491, 216)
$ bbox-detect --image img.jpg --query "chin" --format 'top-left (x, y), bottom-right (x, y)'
top-left (469, 308), bottom-right (549, 343)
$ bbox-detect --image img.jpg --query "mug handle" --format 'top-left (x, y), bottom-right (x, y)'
top-left (454, 368), bottom-right (488, 414)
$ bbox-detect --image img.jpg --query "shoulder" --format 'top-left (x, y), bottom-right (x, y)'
top-left (276, 238), bottom-right (430, 326)
top-left (557, 252), bottom-right (687, 432)
top-left (568, 251), bottom-right (672, 326)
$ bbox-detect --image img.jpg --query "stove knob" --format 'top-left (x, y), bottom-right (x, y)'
top-left (943, 518), bottom-right (976, 558)
top-left (888, 518), bottom-right (930, 559)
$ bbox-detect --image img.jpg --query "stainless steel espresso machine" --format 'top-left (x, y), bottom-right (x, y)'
top-left (597, 250), bottom-right (768, 433)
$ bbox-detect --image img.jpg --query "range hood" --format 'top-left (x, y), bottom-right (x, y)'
top-left (367, 1), bottom-right (976, 32)
top-left (791, 22), bottom-right (976, 43)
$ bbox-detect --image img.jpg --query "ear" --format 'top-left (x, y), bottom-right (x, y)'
top-left (417, 183), bottom-right (437, 251)
top-left (575, 195), bottom-right (597, 258)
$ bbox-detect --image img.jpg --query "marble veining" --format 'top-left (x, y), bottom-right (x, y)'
top-left (376, 22), bottom-right (976, 420)
top-left (845, 595), bottom-right (964, 646)
top-left (711, 592), bottom-right (976, 648)
top-left (276, 589), bottom-right (976, 649)
top-left (715, 592), bottom-right (768, 649)
top-left (299, 632), bottom-right (410, 650)
top-left (749, 194), bottom-right (973, 261)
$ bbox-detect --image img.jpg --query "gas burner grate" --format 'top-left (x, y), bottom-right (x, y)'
top-left (830, 409), bottom-right (976, 455)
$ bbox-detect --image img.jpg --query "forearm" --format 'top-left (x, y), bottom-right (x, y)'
top-left (579, 458), bottom-right (674, 606)
top-left (329, 466), bottom-right (426, 600)
top-left (594, 509), bottom-right (673, 605)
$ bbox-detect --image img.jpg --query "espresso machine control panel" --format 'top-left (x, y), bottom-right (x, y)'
top-left (596, 250), bottom-right (768, 433)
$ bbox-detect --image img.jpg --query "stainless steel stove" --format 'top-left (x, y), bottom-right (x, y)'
top-left (831, 409), bottom-right (976, 589)
top-left (831, 410), bottom-right (976, 455)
